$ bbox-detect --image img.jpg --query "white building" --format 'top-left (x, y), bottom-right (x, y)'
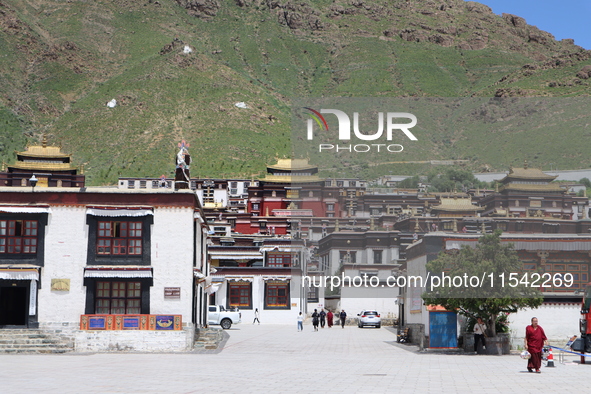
top-left (317, 231), bottom-right (401, 320)
top-left (208, 238), bottom-right (313, 324)
top-left (402, 232), bottom-right (589, 349)
top-left (0, 186), bottom-right (209, 352)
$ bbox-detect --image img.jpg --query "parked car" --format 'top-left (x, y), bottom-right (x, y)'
top-left (208, 305), bottom-right (241, 329)
top-left (357, 310), bottom-right (381, 328)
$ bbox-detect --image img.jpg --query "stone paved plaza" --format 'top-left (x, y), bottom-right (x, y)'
top-left (1, 323), bottom-right (588, 393)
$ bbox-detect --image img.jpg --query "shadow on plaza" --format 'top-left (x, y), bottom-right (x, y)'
top-left (384, 327), bottom-right (502, 356)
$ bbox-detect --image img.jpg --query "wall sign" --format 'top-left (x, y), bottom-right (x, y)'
top-left (51, 279), bottom-right (70, 291)
top-left (164, 287), bottom-right (181, 299)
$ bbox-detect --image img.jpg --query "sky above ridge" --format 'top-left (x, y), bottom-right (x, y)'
top-left (475, 0), bottom-right (590, 49)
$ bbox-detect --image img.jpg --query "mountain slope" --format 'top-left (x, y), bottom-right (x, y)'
top-left (0, 0), bottom-right (590, 184)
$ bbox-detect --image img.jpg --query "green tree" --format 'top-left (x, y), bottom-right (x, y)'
top-left (398, 175), bottom-right (420, 189)
top-left (427, 168), bottom-right (488, 192)
top-left (422, 230), bottom-right (543, 336)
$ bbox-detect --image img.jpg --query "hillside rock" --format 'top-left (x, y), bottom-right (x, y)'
top-left (274, 1), bottom-right (324, 30)
top-left (175, 0), bottom-right (220, 18)
top-left (502, 13), bottom-right (526, 29)
top-left (576, 65), bottom-right (591, 79)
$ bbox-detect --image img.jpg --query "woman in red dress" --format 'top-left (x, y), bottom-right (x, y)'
top-left (524, 317), bottom-right (548, 373)
top-left (327, 310), bottom-right (334, 328)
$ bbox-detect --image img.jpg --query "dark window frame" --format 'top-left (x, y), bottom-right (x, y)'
top-left (97, 221), bottom-right (143, 256)
top-left (373, 250), bottom-right (383, 265)
top-left (86, 214), bottom-right (152, 266)
top-left (84, 277), bottom-right (152, 314)
top-left (267, 253), bottom-right (292, 267)
top-left (0, 220), bottom-right (38, 254)
top-left (0, 213), bottom-right (48, 266)
top-left (95, 281), bottom-right (142, 314)
top-left (227, 282), bottom-right (252, 309)
top-left (264, 281), bottom-right (290, 310)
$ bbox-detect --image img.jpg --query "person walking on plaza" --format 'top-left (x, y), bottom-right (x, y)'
top-left (253, 308), bottom-right (260, 325)
top-left (319, 309), bottom-right (326, 328)
top-left (340, 310), bottom-right (347, 328)
top-left (297, 312), bottom-right (304, 332)
top-left (312, 309), bottom-right (320, 331)
top-left (327, 310), bottom-right (334, 328)
top-left (473, 317), bottom-right (486, 353)
top-left (524, 317), bottom-right (548, 373)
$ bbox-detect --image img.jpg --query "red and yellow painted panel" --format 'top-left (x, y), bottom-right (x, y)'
top-left (80, 314), bottom-right (182, 330)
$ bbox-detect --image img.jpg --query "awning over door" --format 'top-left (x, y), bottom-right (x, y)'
top-left (0, 266), bottom-right (39, 281)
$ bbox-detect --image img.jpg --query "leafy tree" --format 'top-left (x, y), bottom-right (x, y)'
top-left (579, 178), bottom-right (591, 188)
top-left (398, 175), bottom-right (421, 189)
top-left (422, 230), bottom-right (543, 336)
top-left (427, 168), bottom-right (488, 192)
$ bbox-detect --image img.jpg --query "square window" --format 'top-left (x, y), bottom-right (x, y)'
top-left (0, 219), bottom-right (39, 255)
top-left (95, 281), bottom-right (141, 314)
top-left (229, 283), bottom-right (251, 308)
top-left (97, 221), bottom-right (143, 256)
top-left (266, 283), bottom-right (289, 308)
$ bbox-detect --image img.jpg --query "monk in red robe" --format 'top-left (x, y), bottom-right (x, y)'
top-left (327, 310), bottom-right (334, 328)
top-left (524, 317), bottom-right (548, 373)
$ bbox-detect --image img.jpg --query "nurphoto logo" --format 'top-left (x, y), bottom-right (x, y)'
top-left (304, 107), bottom-right (418, 153)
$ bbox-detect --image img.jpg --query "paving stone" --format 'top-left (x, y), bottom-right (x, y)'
top-left (0, 324), bottom-right (588, 392)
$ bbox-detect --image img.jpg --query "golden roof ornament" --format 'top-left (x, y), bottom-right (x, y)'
top-left (524, 159), bottom-right (528, 169)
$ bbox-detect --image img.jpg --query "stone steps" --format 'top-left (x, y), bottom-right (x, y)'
top-left (0, 329), bottom-right (75, 354)
top-left (194, 328), bottom-right (224, 350)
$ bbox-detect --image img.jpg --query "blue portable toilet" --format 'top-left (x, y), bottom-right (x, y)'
top-left (429, 309), bottom-right (457, 348)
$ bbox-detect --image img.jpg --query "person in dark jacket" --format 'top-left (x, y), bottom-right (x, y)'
top-left (312, 309), bottom-right (319, 331)
top-left (340, 310), bottom-right (347, 328)
top-left (319, 309), bottom-right (327, 328)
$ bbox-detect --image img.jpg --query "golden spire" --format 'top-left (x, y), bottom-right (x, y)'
top-left (42, 134), bottom-right (47, 148)
top-left (524, 159), bottom-right (528, 169)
